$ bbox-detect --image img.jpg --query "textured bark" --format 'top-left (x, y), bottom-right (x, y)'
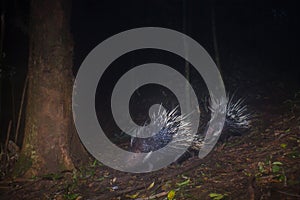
top-left (17, 0), bottom-right (87, 177)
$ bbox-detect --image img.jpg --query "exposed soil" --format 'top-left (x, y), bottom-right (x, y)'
top-left (1, 92), bottom-right (300, 200)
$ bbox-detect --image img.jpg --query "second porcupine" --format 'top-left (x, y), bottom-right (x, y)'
top-left (130, 94), bottom-right (253, 157)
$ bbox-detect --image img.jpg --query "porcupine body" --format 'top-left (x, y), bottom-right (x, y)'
top-left (130, 95), bottom-right (253, 155)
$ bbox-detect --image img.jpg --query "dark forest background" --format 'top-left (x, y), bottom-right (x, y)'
top-left (1, 0), bottom-right (300, 147)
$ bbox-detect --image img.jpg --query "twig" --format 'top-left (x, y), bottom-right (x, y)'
top-left (2, 177), bottom-right (42, 195)
top-left (10, 76), bottom-right (16, 140)
top-left (247, 176), bottom-right (255, 200)
top-left (211, 0), bottom-right (222, 71)
top-left (5, 120), bottom-right (12, 153)
top-left (0, 8), bottom-right (5, 54)
top-left (15, 73), bottom-right (29, 143)
top-left (276, 190), bottom-right (300, 198)
top-left (182, 0), bottom-right (191, 113)
top-left (136, 191), bottom-right (168, 200)
top-left (277, 131), bottom-right (294, 140)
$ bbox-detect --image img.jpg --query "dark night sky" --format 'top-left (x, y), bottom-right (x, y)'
top-left (1, 0), bottom-right (300, 142)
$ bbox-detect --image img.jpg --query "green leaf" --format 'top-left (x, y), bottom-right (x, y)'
top-left (285, 128), bottom-right (290, 133)
top-left (167, 190), bottom-right (176, 200)
top-left (176, 179), bottom-right (190, 187)
top-left (272, 165), bottom-right (281, 173)
top-left (64, 193), bottom-right (79, 200)
top-left (258, 162), bottom-right (265, 173)
top-left (272, 161), bottom-right (283, 165)
top-left (125, 192), bottom-right (139, 199)
top-left (278, 174), bottom-right (286, 182)
top-left (280, 143), bottom-right (287, 148)
top-left (209, 193), bottom-right (224, 200)
top-left (92, 159), bottom-right (97, 167)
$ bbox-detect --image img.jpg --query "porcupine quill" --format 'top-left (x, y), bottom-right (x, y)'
top-left (130, 94), bottom-right (253, 160)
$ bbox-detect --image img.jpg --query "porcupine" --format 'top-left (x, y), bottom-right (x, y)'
top-left (129, 94), bottom-right (253, 159)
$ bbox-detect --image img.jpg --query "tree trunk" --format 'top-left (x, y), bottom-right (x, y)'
top-left (15, 0), bottom-right (86, 177)
top-left (211, 0), bottom-right (222, 71)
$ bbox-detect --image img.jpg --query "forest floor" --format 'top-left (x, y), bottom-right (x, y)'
top-left (1, 91), bottom-right (300, 200)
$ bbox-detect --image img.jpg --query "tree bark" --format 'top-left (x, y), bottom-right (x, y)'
top-left (15, 0), bottom-right (87, 177)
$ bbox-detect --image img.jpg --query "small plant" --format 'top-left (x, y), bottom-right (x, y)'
top-left (271, 162), bottom-right (286, 183)
top-left (64, 193), bottom-right (80, 200)
top-left (271, 161), bottom-right (282, 173)
top-left (256, 160), bottom-right (287, 185)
